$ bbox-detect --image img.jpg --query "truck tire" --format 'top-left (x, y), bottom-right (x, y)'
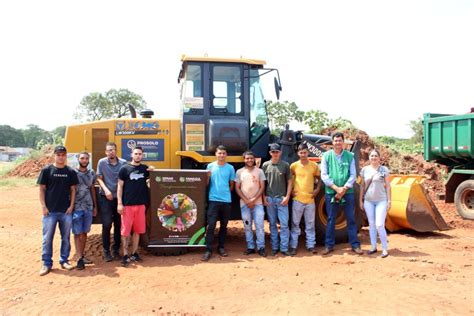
top-left (314, 189), bottom-right (363, 244)
top-left (454, 180), bottom-right (474, 220)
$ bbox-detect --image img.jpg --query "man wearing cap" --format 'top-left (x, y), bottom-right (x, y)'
top-left (38, 145), bottom-right (79, 276)
top-left (262, 144), bottom-right (292, 256)
top-left (97, 142), bottom-right (126, 261)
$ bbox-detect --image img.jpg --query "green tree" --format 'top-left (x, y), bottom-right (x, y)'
top-left (74, 92), bottom-right (112, 121)
top-left (22, 124), bottom-right (49, 148)
top-left (74, 89), bottom-right (147, 121)
top-left (302, 110), bottom-right (329, 133)
top-left (52, 126), bottom-right (66, 138)
top-left (0, 125), bottom-right (25, 147)
top-left (106, 89), bottom-right (146, 118)
top-left (266, 101), bottom-right (304, 134)
top-left (327, 117), bottom-right (354, 132)
top-left (409, 117), bottom-right (423, 143)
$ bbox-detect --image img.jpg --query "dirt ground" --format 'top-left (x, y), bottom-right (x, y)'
top-left (0, 184), bottom-right (473, 315)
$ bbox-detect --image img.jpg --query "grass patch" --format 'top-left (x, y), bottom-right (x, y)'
top-left (0, 162), bottom-right (15, 177)
top-left (0, 176), bottom-right (36, 188)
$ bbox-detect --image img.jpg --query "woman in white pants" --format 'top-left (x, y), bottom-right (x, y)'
top-left (359, 149), bottom-right (391, 258)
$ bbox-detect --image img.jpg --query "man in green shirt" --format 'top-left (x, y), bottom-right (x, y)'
top-left (321, 132), bottom-right (362, 255)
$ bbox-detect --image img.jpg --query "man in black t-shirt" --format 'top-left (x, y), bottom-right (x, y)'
top-left (37, 145), bottom-right (79, 276)
top-left (117, 146), bottom-right (153, 266)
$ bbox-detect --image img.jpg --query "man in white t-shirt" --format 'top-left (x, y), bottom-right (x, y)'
top-left (235, 151), bottom-right (267, 257)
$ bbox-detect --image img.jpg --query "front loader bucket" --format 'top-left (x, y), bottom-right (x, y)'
top-left (386, 175), bottom-right (449, 232)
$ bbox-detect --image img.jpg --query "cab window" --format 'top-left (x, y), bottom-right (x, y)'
top-left (181, 64), bottom-right (203, 114)
top-left (211, 65), bottom-right (242, 115)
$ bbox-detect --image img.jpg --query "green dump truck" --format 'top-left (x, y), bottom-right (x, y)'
top-left (423, 111), bottom-right (474, 219)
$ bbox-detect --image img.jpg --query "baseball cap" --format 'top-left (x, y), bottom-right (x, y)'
top-left (269, 143), bottom-right (281, 152)
top-left (54, 145), bottom-right (67, 154)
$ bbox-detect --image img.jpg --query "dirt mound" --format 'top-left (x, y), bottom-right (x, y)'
top-left (433, 199), bottom-right (474, 230)
top-left (328, 128), bottom-right (446, 196)
top-left (7, 146), bottom-right (54, 178)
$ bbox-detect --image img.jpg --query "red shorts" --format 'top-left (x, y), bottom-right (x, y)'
top-left (121, 205), bottom-right (146, 237)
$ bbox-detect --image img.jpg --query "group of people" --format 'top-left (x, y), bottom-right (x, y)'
top-left (38, 131), bottom-right (392, 276)
top-left (201, 132), bottom-right (392, 261)
top-left (38, 142), bottom-right (152, 276)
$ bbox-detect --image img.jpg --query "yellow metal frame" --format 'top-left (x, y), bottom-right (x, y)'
top-left (181, 55), bottom-right (266, 66)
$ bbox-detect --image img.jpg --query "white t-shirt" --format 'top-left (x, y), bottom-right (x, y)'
top-left (361, 165), bottom-right (389, 202)
top-left (235, 167), bottom-right (266, 207)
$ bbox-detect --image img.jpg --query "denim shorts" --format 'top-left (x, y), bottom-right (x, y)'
top-left (72, 210), bottom-right (93, 234)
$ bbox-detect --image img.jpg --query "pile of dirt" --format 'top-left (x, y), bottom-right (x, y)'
top-left (7, 146), bottom-right (54, 178)
top-left (331, 128), bottom-right (446, 196)
top-left (392, 153), bottom-right (447, 195)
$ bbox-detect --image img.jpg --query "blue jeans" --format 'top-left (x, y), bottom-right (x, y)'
top-left (266, 196), bottom-right (289, 252)
top-left (241, 204), bottom-right (265, 250)
top-left (364, 200), bottom-right (388, 250)
top-left (324, 192), bottom-right (360, 249)
top-left (42, 212), bottom-right (72, 267)
top-left (290, 201), bottom-right (316, 249)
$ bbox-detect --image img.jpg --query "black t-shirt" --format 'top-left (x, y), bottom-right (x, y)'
top-left (118, 163), bottom-right (150, 206)
top-left (37, 164), bottom-right (79, 213)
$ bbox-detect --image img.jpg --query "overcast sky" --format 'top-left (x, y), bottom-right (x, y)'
top-left (1, 0), bottom-right (473, 138)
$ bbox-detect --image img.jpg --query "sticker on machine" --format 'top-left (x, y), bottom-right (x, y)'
top-left (121, 139), bottom-right (164, 161)
top-left (183, 97), bottom-right (204, 110)
top-left (185, 124), bottom-right (205, 151)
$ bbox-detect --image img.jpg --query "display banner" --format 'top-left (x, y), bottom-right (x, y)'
top-left (148, 169), bottom-right (208, 247)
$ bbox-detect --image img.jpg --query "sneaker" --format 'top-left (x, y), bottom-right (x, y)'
top-left (121, 255), bottom-right (131, 267)
top-left (201, 251), bottom-right (212, 261)
top-left (258, 248), bottom-right (267, 257)
top-left (217, 248), bottom-right (228, 257)
top-left (130, 253), bottom-right (143, 262)
top-left (243, 248), bottom-right (256, 255)
top-left (352, 247), bottom-right (363, 255)
top-left (60, 262), bottom-right (74, 271)
top-left (39, 265), bottom-right (51, 276)
top-left (322, 247), bottom-right (334, 255)
top-left (367, 248), bottom-right (378, 255)
top-left (288, 248), bottom-right (297, 256)
top-left (112, 250), bottom-right (121, 260)
top-left (271, 249), bottom-right (279, 256)
top-left (82, 256), bottom-right (93, 265)
top-left (280, 251), bottom-right (290, 256)
top-left (381, 251), bottom-right (389, 258)
top-left (307, 247), bottom-right (317, 254)
top-left (103, 251), bottom-right (113, 262)
top-left (76, 258), bottom-right (85, 270)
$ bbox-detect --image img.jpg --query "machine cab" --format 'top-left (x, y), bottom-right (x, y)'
top-left (177, 55), bottom-right (281, 166)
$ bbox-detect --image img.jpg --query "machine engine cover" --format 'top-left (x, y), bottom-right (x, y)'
top-left (207, 119), bottom-right (248, 153)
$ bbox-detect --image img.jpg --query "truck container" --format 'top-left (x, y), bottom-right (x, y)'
top-left (423, 111), bottom-right (474, 219)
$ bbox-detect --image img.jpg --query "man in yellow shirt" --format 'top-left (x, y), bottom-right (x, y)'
top-left (289, 143), bottom-right (321, 256)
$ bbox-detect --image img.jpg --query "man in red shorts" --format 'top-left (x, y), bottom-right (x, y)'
top-left (117, 146), bottom-right (151, 266)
